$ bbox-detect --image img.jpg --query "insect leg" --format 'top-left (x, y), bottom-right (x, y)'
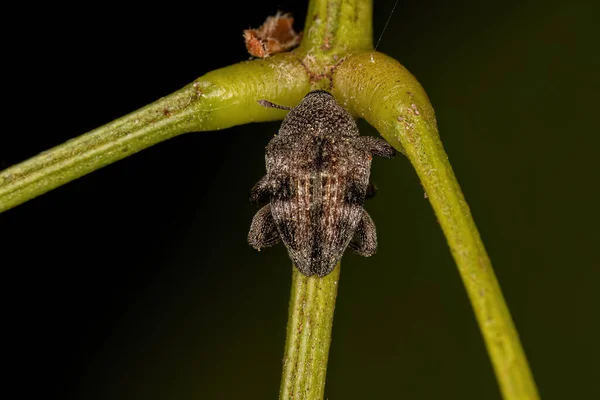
top-left (250, 174), bottom-right (293, 205)
top-left (365, 182), bottom-right (377, 200)
top-left (345, 180), bottom-right (367, 205)
top-left (250, 175), bottom-right (271, 205)
top-left (355, 136), bottom-right (397, 159)
top-left (271, 173), bottom-right (294, 200)
top-left (349, 209), bottom-right (377, 256)
top-left (248, 204), bottom-right (281, 250)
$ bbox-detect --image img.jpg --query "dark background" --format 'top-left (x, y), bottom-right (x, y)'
top-left (2, 0), bottom-right (598, 398)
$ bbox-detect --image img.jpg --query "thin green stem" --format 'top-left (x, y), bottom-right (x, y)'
top-left (278, 3), bottom-right (373, 399)
top-left (280, 264), bottom-right (341, 400)
top-left (1, 1), bottom-right (539, 399)
top-left (0, 54), bottom-right (310, 212)
top-left (301, 0), bottom-right (372, 55)
top-left (333, 51), bottom-right (540, 400)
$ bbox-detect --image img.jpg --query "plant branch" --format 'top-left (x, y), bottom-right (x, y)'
top-left (278, 2), bottom-right (374, 399)
top-left (1, 1), bottom-right (539, 399)
top-left (301, 0), bottom-right (372, 55)
top-left (0, 54), bottom-right (309, 213)
top-left (280, 264), bottom-right (341, 400)
top-left (333, 51), bottom-right (540, 400)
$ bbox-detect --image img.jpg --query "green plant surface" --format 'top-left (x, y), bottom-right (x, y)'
top-left (300, 0), bottom-right (372, 54)
top-left (280, 264), bottom-right (341, 400)
top-left (0, 54), bottom-right (309, 213)
top-left (0, 0), bottom-right (540, 399)
top-left (333, 50), bottom-right (540, 400)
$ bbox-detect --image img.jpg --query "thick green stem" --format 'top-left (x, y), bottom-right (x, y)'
top-left (280, 264), bottom-right (341, 400)
top-left (0, 54), bottom-right (309, 212)
top-left (333, 51), bottom-right (540, 400)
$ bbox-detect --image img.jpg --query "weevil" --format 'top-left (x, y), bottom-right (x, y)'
top-left (248, 90), bottom-right (396, 277)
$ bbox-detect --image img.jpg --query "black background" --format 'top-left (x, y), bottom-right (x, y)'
top-left (2, 0), bottom-right (599, 399)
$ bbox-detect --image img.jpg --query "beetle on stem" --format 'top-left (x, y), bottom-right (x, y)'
top-left (248, 90), bottom-right (396, 277)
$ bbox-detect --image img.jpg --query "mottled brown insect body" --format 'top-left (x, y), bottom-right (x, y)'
top-left (248, 91), bottom-right (396, 277)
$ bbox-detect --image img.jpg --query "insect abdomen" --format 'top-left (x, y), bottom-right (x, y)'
top-left (272, 163), bottom-right (363, 276)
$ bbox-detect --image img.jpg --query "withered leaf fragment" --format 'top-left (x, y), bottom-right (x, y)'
top-left (243, 12), bottom-right (302, 58)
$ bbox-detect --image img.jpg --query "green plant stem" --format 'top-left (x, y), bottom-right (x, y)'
top-left (277, 3), bottom-right (374, 399)
top-left (1, 1), bottom-right (539, 399)
top-left (0, 54), bottom-right (309, 213)
top-left (301, 0), bottom-right (372, 54)
top-left (280, 264), bottom-right (341, 400)
top-left (333, 51), bottom-right (540, 400)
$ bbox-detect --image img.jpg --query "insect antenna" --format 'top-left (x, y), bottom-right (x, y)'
top-left (257, 100), bottom-right (293, 110)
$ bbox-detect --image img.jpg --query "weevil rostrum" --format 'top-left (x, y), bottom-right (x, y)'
top-left (248, 90), bottom-right (396, 277)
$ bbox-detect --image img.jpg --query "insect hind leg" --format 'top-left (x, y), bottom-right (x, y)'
top-left (349, 209), bottom-right (377, 256)
top-left (248, 205), bottom-right (281, 250)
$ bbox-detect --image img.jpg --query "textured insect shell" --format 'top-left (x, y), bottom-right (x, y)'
top-left (265, 91), bottom-right (372, 276)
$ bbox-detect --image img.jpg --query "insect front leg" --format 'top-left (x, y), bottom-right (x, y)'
top-left (349, 209), bottom-right (377, 256)
top-left (355, 136), bottom-right (397, 159)
top-left (248, 204), bottom-right (281, 250)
